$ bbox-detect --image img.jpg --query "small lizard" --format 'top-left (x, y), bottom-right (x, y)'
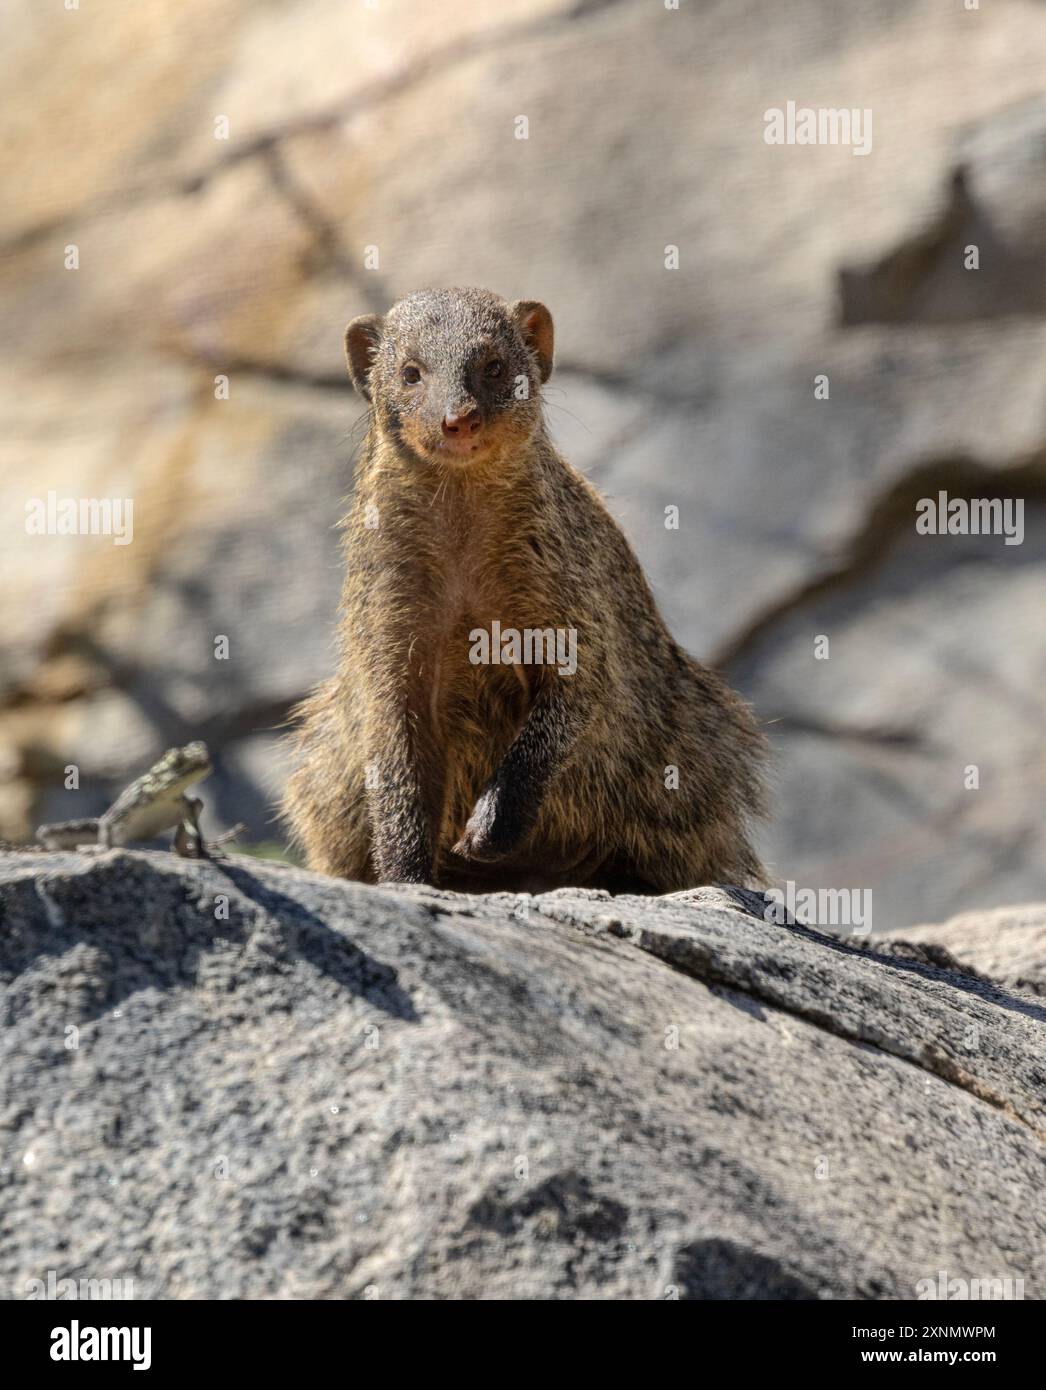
top-left (36, 742), bottom-right (216, 857)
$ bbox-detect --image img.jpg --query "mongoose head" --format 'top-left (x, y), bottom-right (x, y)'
top-left (344, 288), bottom-right (553, 468)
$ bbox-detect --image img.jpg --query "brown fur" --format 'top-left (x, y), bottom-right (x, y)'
top-left (283, 288), bottom-right (768, 892)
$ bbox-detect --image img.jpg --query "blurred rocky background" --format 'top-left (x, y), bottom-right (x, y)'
top-left (2, 0), bottom-right (1044, 929)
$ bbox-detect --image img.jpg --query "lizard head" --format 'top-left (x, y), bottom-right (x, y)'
top-left (158, 741), bottom-right (212, 788)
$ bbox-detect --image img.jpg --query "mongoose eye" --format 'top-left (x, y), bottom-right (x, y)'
top-left (485, 359), bottom-right (503, 379)
top-left (401, 365), bottom-right (422, 386)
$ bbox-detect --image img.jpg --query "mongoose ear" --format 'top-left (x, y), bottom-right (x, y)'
top-left (344, 314), bottom-right (384, 401)
top-left (510, 300), bottom-right (554, 384)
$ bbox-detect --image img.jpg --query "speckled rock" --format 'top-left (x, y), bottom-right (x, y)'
top-left (0, 849), bottom-right (1042, 1299)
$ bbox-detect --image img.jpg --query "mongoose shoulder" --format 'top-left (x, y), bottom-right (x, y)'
top-left (284, 286), bottom-right (768, 893)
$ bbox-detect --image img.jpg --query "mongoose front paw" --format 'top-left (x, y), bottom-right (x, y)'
top-left (453, 787), bottom-right (522, 862)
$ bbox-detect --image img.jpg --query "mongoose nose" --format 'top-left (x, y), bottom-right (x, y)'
top-left (442, 409), bottom-right (482, 438)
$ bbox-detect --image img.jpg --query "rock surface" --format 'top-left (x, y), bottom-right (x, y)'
top-left (896, 902), bottom-right (1046, 999)
top-left (4, 0), bottom-right (1046, 926)
top-left (1, 849), bottom-right (1042, 1299)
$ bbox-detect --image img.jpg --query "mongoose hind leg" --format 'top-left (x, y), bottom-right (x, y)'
top-left (283, 680), bottom-right (375, 881)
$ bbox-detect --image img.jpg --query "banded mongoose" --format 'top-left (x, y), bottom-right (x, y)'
top-left (283, 287), bottom-right (768, 892)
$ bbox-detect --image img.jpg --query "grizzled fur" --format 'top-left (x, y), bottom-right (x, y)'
top-left (283, 287), bottom-right (768, 892)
